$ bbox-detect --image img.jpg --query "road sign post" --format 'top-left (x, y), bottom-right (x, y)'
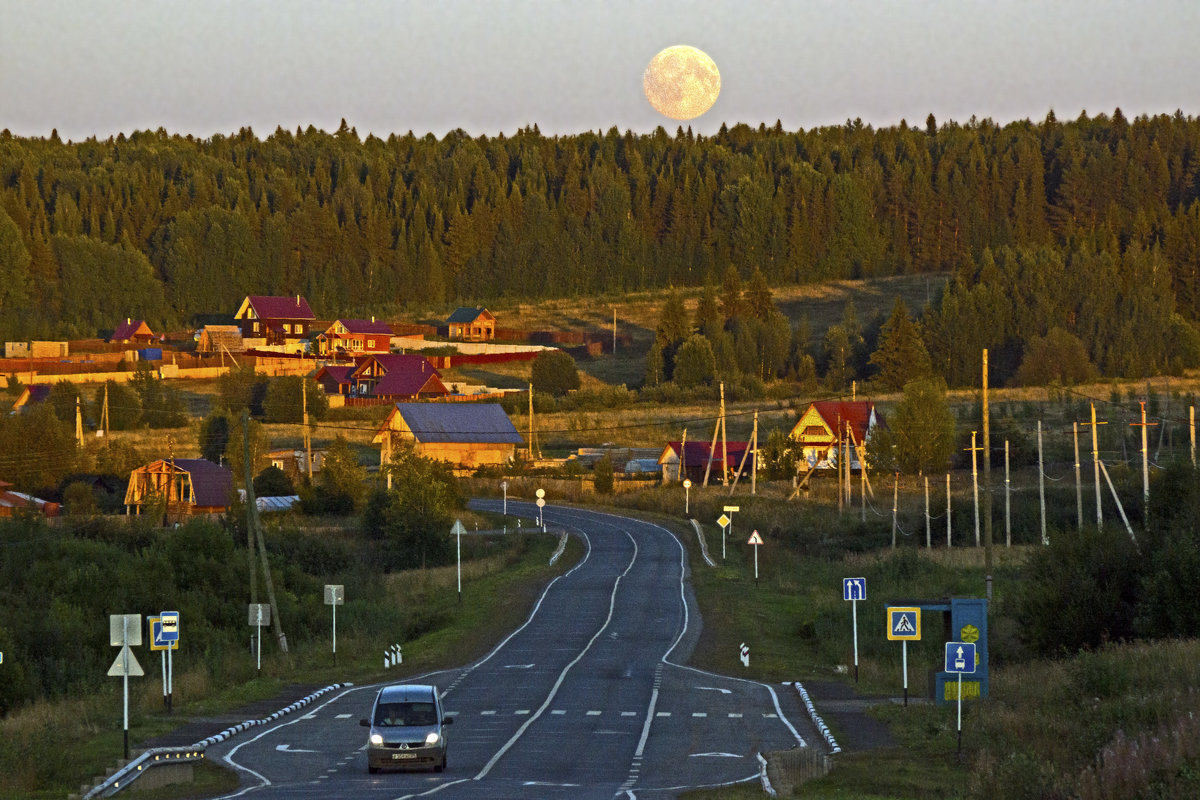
top-left (747, 530), bottom-right (764, 584)
top-left (887, 607), bottom-right (921, 706)
top-left (109, 614), bottom-right (143, 760)
top-left (683, 478), bottom-right (691, 516)
top-left (723, 506), bottom-right (739, 561)
top-left (536, 488), bottom-right (546, 528)
top-left (249, 604), bottom-right (271, 672)
top-left (451, 520), bottom-right (467, 603)
top-left (945, 641), bottom-right (977, 754)
top-left (717, 513), bottom-right (730, 561)
top-left (324, 585), bottom-right (344, 664)
top-left (501, 480), bottom-right (508, 516)
top-left (843, 578), bottom-right (866, 683)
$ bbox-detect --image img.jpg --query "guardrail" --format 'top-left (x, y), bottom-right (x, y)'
top-left (79, 682), bottom-right (353, 798)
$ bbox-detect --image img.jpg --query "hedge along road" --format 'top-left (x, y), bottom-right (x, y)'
top-left (207, 502), bottom-right (815, 800)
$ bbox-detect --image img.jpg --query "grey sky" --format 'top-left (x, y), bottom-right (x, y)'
top-left (3, 0), bottom-right (1198, 141)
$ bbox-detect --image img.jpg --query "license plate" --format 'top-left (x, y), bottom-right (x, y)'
top-left (392, 753), bottom-right (416, 760)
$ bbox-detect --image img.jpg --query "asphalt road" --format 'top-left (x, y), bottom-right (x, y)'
top-left (207, 502), bottom-right (815, 799)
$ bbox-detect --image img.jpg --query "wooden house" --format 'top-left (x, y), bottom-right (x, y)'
top-left (788, 401), bottom-right (881, 470)
top-left (446, 307), bottom-right (496, 342)
top-left (124, 458), bottom-right (233, 518)
top-left (0, 480), bottom-right (60, 517)
top-left (234, 296), bottom-right (316, 345)
top-left (197, 325), bottom-right (245, 354)
top-left (374, 403), bottom-right (523, 471)
top-left (349, 353), bottom-right (448, 400)
top-left (10, 384), bottom-right (50, 413)
top-left (110, 318), bottom-right (156, 345)
top-left (315, 318), bottom-right (393, 357)
top-left (657, 440), bottom-right (752, 485)
top-left (267, 448), bottom-right (325, 481)
top-left (313, 364), bottom-right (356, 396)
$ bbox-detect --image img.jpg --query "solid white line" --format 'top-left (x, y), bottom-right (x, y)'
top-left (473, 531), bottom-right (640, 780)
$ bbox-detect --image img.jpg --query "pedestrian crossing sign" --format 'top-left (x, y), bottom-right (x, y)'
top-left (887, 607), bottom-right (921, 640)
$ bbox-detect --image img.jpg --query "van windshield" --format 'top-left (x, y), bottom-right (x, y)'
top-left (374, 701), bottom-right (437, 727)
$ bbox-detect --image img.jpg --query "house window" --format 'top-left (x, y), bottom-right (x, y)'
top-left (283, 323), bottom-right (292, 334)
top-left (253, 321), bottom-right (260, 333)
top-left (296, 324), bottom-right (304, 334)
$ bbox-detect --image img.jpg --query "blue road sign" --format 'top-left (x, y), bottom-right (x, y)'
top-left (843, 577), bottom-right (866, 601)
top-left (886, 607), bottom-right (921, 640)
top-left (159, 611), bottom-right (180, 643)
top-left (149, 617), bottom-right (179, 651)
top-left (945, 641), bottom-right (976, 674)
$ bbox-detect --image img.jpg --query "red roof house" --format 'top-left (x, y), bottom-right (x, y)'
top-left (350, 354), bottom-right (448, 400)
top-left (657, 440), bottom-right (752, 484)
top-left (315, 318), bottom-right (393, 356)
top-left (110, 318), bottom-right (156, 344)
top-left (234, 296), bottom-right (316, 344)
top-left (313, 365), bottom-right (356, 396)
top-left (788, 401), bottom-right (882, 470)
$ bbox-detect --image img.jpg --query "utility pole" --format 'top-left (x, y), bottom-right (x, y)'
top-left (102, 383), bottom-right (110, 440)
top-left (1037, 421), bottom-right (1048, 545)
top-left (1083, 404), bottom-right (1107, 531)
top-left (679, 428), bottom-right (687, 482)
top-left (966, 431), bottom-right (982, 546)
top-left (946, 473), bottom-right (952, 548)
top-left (837, 416), bottom-right (844, 515)
top-left (1004, 440), bottom-right (1011, 547)
top-left (891, 473), bottom-right (899, 549)
top-left (982, 349), bottom-right (993, 599)
top-left (720, 383), bottom-right (728, 486)
top-left (1191, 405), bottom-right (1196, 468)
top-left (75, 396), bottom-right (84, 448)
top-left (241, 413), bottom-right (258, 625)
top-left (1073, 422), bottom-right (1083, 531)
top-left (612, 307), bottom-right (617, 355)
top-left (924, 476), bottom-right (931, 548)
top-left (242, 413), bottom-right (287, 654)
top-left (302, 378), bottom-right (313, 482)
top-left (1130, 402), bottom-right (1156, 528)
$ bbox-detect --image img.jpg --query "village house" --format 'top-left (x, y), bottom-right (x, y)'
top-left (657, 440), bottom-right (753, 485)
top-left (349, 353), bottom-right (448, 400)
top-left (788, 400), bottom-right (881, 470)
top-left (124, 458), bottom-right (233, 518)
top-left (0, 480), bottom-right (60, 517)
top-left (109, 318), bottom-right (156, 345)
top-left (234, 295), bottom-right (316, 347)
top-left (196, 324), bottom-right (245, 355)
top-left (10, 384), bottom-right (50, 413)
top-left (267, 448), bottom-right (325, 481)
top-left (315, 318), bottom-right (393, 357)
top-left (313, 364), bottom-right (356, 396)
top-left (445, 306), bottom-right (496, 342)
top-left (374, 402), bottom-right (523, 472)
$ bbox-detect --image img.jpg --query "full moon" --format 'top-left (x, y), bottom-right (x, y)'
top-left (643, 45), bottom-right (721, 121)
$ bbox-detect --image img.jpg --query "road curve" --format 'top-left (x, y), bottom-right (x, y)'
top-left (206, 502), bottom-right (814, 799)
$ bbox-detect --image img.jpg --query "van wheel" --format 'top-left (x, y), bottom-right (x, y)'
top-left (435, 755), bottom-right (446, 773)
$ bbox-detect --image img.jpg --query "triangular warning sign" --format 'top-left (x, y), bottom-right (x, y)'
top-left (894, 614), bottom-right (916, 634)
top-left (107, 645), bottom-right (144, 677)
top-left (747, 531), bottom-right (764, 545)
top-left (450, 519), bottom-right (467, 536)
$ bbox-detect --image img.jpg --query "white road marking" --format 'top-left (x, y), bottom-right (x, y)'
top-left (335, 713), bottom-right (352, 719)
top-left (696, 686), bottom-right (732, 694)
top-left (728, 712), bottom-right (743, 718)
top-left (551, 709), bottom-right (566, 715)
top-left (587, 710), bottom-right (601, 716)
top-left (481, 710), bottom-right (496, 715)
top-left (504, 664), bottom-right (535, 669)
top-left (515, 709), bottom-right (530, 715)
top-left (655, 711), bottom-right (671, 717)
top-left (692, 712), bottom-right (707, 717)
top-left (301, 713), bottom-right (316, 720)
top-left (691, 752), bottom-right (744, 758)
top-left (763, 713), bottom-right (778, 718)
top-left (274, 744), bottom-right (317, 753)
top-left (621, 711), bottom-right (637, 716)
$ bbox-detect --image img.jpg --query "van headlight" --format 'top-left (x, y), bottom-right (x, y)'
top-left (370, 734), bottom-right (383, 746)
top-left (425, 732), bottom-right (440, 745)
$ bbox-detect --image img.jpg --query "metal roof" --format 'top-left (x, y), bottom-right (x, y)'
top-left (390, 403), bottom-right (523, 444)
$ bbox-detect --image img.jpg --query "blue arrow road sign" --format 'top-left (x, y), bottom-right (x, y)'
top-left (843, 577), bottom-right (866, 601)
top-left (945, 641), bottom-right (976, 674)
